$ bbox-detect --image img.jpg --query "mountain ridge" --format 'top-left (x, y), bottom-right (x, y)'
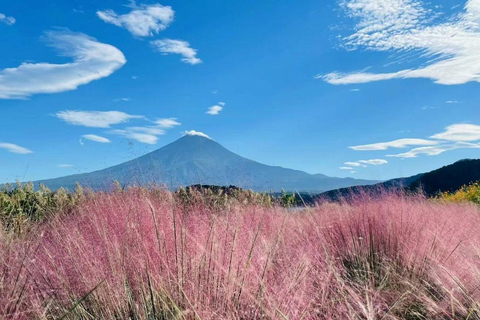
top-left (20, 135), bottom-right (378, 192)
top-left (319, 158), bottom-right (480, 200)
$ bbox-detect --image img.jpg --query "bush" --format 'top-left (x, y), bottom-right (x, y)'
top-left (0, 182), bottom-right (85, 234)
top-left (440, 181), bottom-right (480, 204)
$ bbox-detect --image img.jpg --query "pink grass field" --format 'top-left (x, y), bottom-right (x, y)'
top-left (1, 189), bottom-right (480, 319)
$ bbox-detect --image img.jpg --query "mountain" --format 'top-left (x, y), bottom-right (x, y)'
top-left (28, 135), bottom-right (378, 192)
top-left (320, 158), bottom-right (480, 200)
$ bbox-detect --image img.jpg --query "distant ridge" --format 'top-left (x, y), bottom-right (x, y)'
top-left (320, 158), bottom-right (480, 199)
top-left (23, 135), bottom-right (378, 192)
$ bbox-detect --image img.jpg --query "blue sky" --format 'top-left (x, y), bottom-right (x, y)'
top-left (1, 0), bottom-right (480, 183)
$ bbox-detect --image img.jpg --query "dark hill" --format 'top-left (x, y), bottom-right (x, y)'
top-left (320, 159), bottom-right (480, 200)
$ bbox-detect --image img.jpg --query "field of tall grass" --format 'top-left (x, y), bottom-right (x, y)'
top-left (1, 186), bottom-right (480, 319)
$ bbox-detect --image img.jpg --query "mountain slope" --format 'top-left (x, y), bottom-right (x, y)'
top-left (320, 159), bottom-right (480, 199)
top-left (31, 135), bottom-right (377, 192)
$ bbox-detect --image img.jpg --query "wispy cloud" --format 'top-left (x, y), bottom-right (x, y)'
top-left (321, 0), bottom-right (480, 85)
top-left (0, 143), bottom-right (33, 154)
top-left (155, 118), bottom-right (181, 128)
top-left (97, 3), bottom-right (174, 37)
top-left (110, 121), bottom-right (178, 144)
top-left (0, 13), bottom-right (15, 25)
top-left (56, 111), bottom-right (143, 128)
top-left (344, 161), bottom-right (366, 167)
top-left (114, 97), bottom-right (130, 102)
top-left (357, 123), bottom-right (480, 158)
top-left (58, 164), bottom-right (74, 168)
top-left (110, 128), bottom-right (163, 144)
top-left (358, 159), bottom-right (388, 165)
top-left (431, 124), bottom-right (480, 141)
top-left (184, 130), bottom-right (212, 139)
top-left (206, 104), bottom-right (223, 115)
top-left (151, 39), bottom-right (202, 65)
top-left (82, 134), bottom-right (111, 143)
top-left (445, 100), bottom-right (460, 104)
top-left (350, 138), bottom-right (438, 151)
top-left (387, 142), bottom-right (480, 158)
top-left (0, 31), bottom-right (126, 99)
top-left (345, 159), bottom-right (388, 168)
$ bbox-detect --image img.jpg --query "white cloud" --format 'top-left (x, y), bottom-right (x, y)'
top-left (183, 130), bottom-right (212, 139)
top-left (97, 4), bottom-right (174, 37)
top-left (82, 134), bottom-right (111, 143)
top-left (0, 143), bottom-right (33, 154)
top-left (0, 31), bottom-right (126, 99)
top-left (355, 123), bottom-right (480, 159)
top-left (111, 128), bottom-right (161, 144)
top-left (344, 161), bottom-right (365, 167)
top-left (387, 142), bottom-right (480, 158)
top-left (343, 159), bottom-right (387, 169)
top-left (206, 105), bottom-right (223, 115)
top-left (350, 138), bottom-right (438, 151)
top-left (0, 13), bottom-right (15, 25)
top-left (322, 0), bottom-right (480, 85)
top-left (126, 126), bottom-right (165, 135)
top-left (110, 124), bottom-right (168, 144)
top-left (218, 102), bottom-right (226, 106)
top-left (151, 39), bottom-right (202, 65)
top-left (155, 118), bottom-right (181, 128)
top-left (58, 164), bottom-right (74, 168)
top-left (445, 100), bottom-right (459, 104)
top-left (358, 159), bottom-right (388, 165)
top-left (114, 97), bottom-right (130, 102)
top-left (56, 110), bottom-right (143, 128)
top-left (431, 124), bottom-right (480, 141)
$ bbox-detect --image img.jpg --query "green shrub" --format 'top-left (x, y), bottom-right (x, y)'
top-left (0, 182), bottom-right (85, 234)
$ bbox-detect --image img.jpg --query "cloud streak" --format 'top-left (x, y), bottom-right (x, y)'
top-left (82, 134), bottom-right (111, 143)
top-left (321, 0), bottom-right (480, 85)
top-left (0, 31), bottom-right (126, 99)
top-left (56, 111), bottom-right (143, 128)
top-left (0, 143), bottom-right (33, 154)
top-left (97, 3), bottom-right (174, 37)
top-left (155, 118), bottom-right (181, 128)
top-left (387, 142), bottom-right (480, 158)
top-left (344, 159), bottom-right (388, 168)
top-left (350, 138), bottom-right (438, 151)
top-left (0, 13), bottom-right (15, 25)
top-left (431, 124), bottom-right (480, 142)
top-left (355, 123), bottom-right (480, 159)
top-left (110, 129), bottom-right (161, 144)
top-left (358, 159), bottom-right (388, 165)
top-left (151, 39), bottom-right (202, 65)
top-left (58, 164), bottom-right (74, 168)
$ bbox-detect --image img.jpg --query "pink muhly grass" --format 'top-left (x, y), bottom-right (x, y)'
top-left (1, 188), bottom-right (480, 319)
